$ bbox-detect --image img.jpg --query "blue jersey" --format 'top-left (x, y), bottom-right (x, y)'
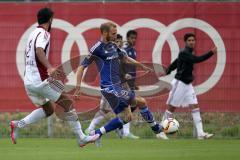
top-left (123, 46), bottom-right (137, 76)
top-left (81, 41), bottom-right (126, 88)
top-left (124, 46), bottom-right (136, 60)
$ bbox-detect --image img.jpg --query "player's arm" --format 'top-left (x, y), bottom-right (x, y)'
top-left (35, 31), bottom-right (60, 77)
top-left (165, 58), bottom-right (178, 75)
top-left (123, 56), bottom-right (153, 72)
top-left (180, 47), bottom-right (217, 63)
top-left (35, 47), bottom-right (55, 75)
top-left (74, 55), bottom-right (95, 99)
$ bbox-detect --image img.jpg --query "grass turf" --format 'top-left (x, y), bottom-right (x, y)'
top-left (0, 138), bottom-right (240, 160)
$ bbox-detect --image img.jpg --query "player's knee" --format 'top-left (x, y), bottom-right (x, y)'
top-left (190, 104), bottom-right (199, 109)
top-left (136, 97), bottom-right (147, 109)
top-left (57, 94), bottom-right (74, 112)
top-left (42, 103), bottom-right (54, 117)
top-left (168, 105), bottom-right (176, 113)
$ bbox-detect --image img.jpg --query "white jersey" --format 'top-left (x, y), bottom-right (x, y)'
top-left (24, 26), bottom-right (50, 85)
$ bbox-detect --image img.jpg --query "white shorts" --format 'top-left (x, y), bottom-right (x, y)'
top-left (25, 78), bottom-right (64, 106)
top-left (166, 79), bottom-right (198, 107)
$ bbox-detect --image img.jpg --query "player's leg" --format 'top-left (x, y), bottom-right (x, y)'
top-left (55, 93), bottom-right (99, 146)
top-left (162, 79), bottom-right (181, 122)
top-left (184, 84), bottom-right (214, 139)
top-left (131, 96), bottom-right (168, 139)
top-left (94, 105), bottom-right (132, 137)
top-left (190, 104), bottom-right (214, 139)
top-left (43, 79), bottom-right (99, 146)
top-left (10, 85), bottom-right (54, 144)
top-left (85, 96), bottom-right (111, 134)
top-left (122, 122), bottom-right (139, 139)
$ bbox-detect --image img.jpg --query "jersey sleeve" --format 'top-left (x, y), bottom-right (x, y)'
top-left (179, 50), bottom-right (214, 63)
top-left (36, 31), bottom-right (50, 49)
top-left (166, 58), bottom-right (178, 75)
top-left (81, 54), bottom-right (96, 68)
top-left (89, 41), bottom-right (101, 56)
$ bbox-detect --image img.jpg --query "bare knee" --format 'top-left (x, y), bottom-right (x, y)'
top-left (190, 104), bottom-right (199, 110)
top-left (42, 101), bottom-right (54, 117)
top-left (135, 96), bottom-right (147, 109)
top-left (167, 105), bottom-right (176, 113)
top-left (56, 93), bottom-right (73, 112)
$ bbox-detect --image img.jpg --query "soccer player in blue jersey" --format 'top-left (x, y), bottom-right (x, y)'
top-left (123, 30), bottom-right (138, 90)
top-left (74, 22), bottom-right (168, 145)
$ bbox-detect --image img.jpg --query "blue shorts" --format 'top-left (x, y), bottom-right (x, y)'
top-left (101, 86), bottom-right (135, 114)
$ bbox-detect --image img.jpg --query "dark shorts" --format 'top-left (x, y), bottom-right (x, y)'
top-left (101, 86), bottom-right (135, 114)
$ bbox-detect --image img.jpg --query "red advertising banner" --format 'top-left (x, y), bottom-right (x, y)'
top-left (0, 2), bottom-right (239, 112)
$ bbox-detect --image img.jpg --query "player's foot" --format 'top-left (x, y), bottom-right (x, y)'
top-left (90, 130), bottom-right (102, 147)
top-left (156, 132), bottom-right (169, 140)
top-left (115, 128), bottom-right (123, 139)
top-left (78, 134), bottom-right (100, 148)
top-left (123, 133), bottom-right (140, 139)
top-left (197, 132), bottom-right (214, 140)
top-left (10, 121), bottom-right (19, 144)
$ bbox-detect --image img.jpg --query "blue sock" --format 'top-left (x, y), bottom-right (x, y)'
top-left (140, 106), bottom-right (163, 134)
top-left (95, 117), bottom-right (124, 136)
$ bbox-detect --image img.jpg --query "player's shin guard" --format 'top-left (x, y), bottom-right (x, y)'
top-left (64, 109), bottom-right (85, 139)
top-left (191, 108), bottom-right (204, 136)
top-left (140, 107), bottom-right (163, 134)
top-left (18, 108), bottom-right (46, 128)
top-left (95, 117), bottom-right (124, 136)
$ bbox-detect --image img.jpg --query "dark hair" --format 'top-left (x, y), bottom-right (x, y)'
top-left (100, 22), bottom-right (116, 34)
top-left (126, 30), bottom-right (137, 38)
top-left (37, 8), bottom-right (54, 25)
top-left (184, 33), bottom-right (195, 42)
top-left (117, 34), bottom-right (122, 39)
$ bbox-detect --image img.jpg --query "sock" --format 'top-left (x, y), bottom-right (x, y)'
top-left (67, 120), bottom-right (85, 139)
top-left (95, 117), bottom-right (124, 136)
top-left (140, 106), bottom-right (163, 134)
top-left (88, 113), bottom-right (105, 131)
top-left (64, 109), bottom-right (85, 139)
top-left (162, 110), bottom-right (173, 122)
top-left (17, 108), bottom-right (46, 128)
top-left (192, 108), bottom-right (204, 136)
top-left (123, 123), bottom-right (130, 136)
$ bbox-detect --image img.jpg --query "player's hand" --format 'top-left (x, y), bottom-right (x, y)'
top-left (125, 73), bottom-right (132, 80)
top-left (211, 47), bottom-right (217, 54)
top-left (73, 86), bottom-right (81, 100)
top-left (47, 67), bottom-right (61, 78)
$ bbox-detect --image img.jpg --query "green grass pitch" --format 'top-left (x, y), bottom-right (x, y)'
top-left (0, 138), bottom-right (240, 160)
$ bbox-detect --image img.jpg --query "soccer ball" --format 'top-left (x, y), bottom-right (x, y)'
top-left (162, 118), bottom-right (180, 134)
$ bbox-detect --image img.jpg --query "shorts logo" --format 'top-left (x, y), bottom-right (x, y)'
top-left (16, 18), bottom-right (226, 97)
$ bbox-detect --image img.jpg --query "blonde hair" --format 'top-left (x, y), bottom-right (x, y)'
top-left (100, 22), bottom-right (116, 34)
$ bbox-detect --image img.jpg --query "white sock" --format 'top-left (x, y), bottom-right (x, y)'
top-left (17, 108), bottom-right (46, 128)
top-left (123, 123), bottom-right (130, 136)
top-left (67, 120), bottom-right (85, 139)
top-left (88, 114), bottom-right (105, 131)
top-left (64, 109), bottom-right (85, 139)
top-left (162, 110), bottom-right (173, 122)
top-left (191, 108), bottom-right (204, 136)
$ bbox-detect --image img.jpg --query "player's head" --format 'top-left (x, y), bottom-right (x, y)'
top-left (37, 7), bottom-right (54, 32)
top-left (116, 34), bottom-right (123, 48)
top-left (100, 22), bottom-right (117, 42)
top-left (126, 30), bottom-right (137, 46)
top-left (184, 33), bottom-right (195, 49)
